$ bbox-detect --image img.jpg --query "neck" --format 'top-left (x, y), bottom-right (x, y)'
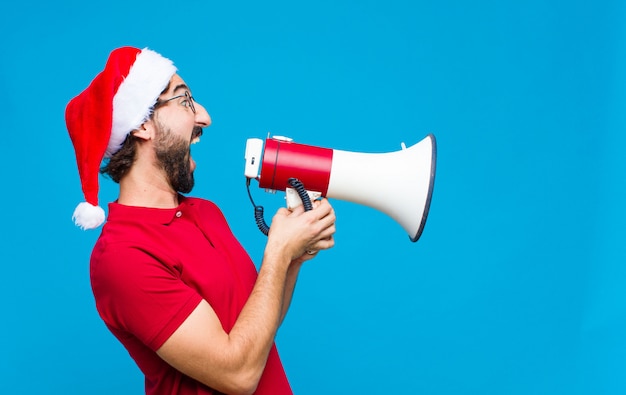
top-left (117, 160), bottom-right (180, 209)
top-left (118, 178), bottom-right (179, 209)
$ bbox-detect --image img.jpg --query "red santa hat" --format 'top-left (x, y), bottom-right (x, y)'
top-left (66, 46), bottom-right (177, 229)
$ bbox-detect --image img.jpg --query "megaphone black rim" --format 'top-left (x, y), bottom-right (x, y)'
top-left (410, 133), bottom-right (437, 242)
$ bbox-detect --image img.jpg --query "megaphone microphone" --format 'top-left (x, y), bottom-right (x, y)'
top-left (244, 134), bottom-right (436, 242)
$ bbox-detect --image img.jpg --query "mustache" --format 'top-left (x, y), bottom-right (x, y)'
top-left (192, 126), bottom-right (203, 140)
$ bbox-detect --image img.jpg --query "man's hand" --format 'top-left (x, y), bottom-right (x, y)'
top-left (266, 198), bottom-right (336, 262)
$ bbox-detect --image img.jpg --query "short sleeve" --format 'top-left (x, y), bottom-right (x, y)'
top-left (91, 241), bottom-right (203, 351)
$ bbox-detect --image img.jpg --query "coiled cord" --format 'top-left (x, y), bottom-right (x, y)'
top-left (246, 177), bottom-right (313, 236)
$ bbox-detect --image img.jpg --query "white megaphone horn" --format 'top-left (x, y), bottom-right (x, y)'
top-left (244, 134), bottom-right (436, 242)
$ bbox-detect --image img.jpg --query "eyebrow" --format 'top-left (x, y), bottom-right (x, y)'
top-left (172, 84), bottom-right (190, 94)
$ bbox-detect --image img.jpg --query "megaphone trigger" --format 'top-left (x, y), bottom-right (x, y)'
top-left (285, 178), bottom-right (314, 211)
top-left (285, 188), bottom-right (322, 210)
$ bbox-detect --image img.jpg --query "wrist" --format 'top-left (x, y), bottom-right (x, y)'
top-left (262, 245), bottom-right (293, 272)
top-left (289, 258), bottom-right (305, 271)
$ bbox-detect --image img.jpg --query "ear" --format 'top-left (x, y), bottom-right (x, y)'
top-left (132, 119), bottom-right (155, 141)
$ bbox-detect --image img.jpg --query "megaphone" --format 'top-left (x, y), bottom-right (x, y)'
top-left (244, 134), bottom-right (436, 242)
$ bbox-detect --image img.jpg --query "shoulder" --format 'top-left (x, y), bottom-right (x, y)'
top-left (183, 197), bottom-right (242, 242)
top-left (185, 197), bottom-right (228, 222)
top-left (185, 196), bottom-right (220, 211)
top-left (91, 222), bottom-right (181, 295)
top-left (91, 240), bottom-right (178, 291)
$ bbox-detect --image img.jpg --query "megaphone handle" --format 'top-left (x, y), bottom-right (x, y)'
top-left (286, 178), bottom-right (314, 211)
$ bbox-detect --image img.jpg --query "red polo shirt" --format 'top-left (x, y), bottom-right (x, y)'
top-left (90, 196), bottom-right (292, 394)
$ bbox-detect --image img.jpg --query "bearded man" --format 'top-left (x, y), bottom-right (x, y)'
top-left (66, 47), bottom-right (336, 395)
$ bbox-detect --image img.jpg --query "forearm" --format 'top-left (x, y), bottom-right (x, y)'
top-left (225, 256), bottom-right (304, 387)
top-left (158, 250), bottom-right (294, 395)
top-left (226, 250), bottom-right (292, 383)
top-left (280, 259), bottom-right (303, 324)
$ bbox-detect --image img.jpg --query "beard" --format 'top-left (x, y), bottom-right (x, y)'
top-left (153, 122), bottom-right (199, 194)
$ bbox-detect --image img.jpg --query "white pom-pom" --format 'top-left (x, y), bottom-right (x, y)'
top-left (73, 202), bottom-right (106, 230)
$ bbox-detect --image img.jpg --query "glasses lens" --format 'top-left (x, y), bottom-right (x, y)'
top-left (186, 91), bottom-right (196, 114)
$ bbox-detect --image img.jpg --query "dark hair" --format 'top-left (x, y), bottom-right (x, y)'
top-left (100, 133), bottom-right (139, 183)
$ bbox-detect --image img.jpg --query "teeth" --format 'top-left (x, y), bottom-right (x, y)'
top-left (191, 136), bottom-right (200, 145)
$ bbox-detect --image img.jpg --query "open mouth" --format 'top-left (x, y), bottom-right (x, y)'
top-left (189, 127), bottom-right (203, 171)
top-left (191, 126), bottom-right (203, 145)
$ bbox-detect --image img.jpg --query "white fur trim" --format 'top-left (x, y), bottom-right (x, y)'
top-left (107, 48), bottom-right (177, 158)
top-left (73, 202), bottom-right (106, 230)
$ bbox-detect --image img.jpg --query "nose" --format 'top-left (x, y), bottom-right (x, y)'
top-left (194, 102), bottom-right (212, 127)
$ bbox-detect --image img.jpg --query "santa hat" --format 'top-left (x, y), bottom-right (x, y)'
top-left (66, 46), bottom-right (177, 230)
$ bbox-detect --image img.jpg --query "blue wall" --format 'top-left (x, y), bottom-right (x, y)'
top-left (1, 1), bottom-right (624, 393)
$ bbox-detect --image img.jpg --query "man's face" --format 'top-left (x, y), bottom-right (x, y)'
top-left (153, 119), bottom-right (200, 193)
top-left (151, 74), bottom-right (211, 193)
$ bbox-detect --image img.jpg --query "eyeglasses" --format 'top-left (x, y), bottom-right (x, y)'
top-left (156, 90), bottom-right (196, 114)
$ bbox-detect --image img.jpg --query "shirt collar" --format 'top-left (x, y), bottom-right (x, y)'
top-left (107, 195), bottom-right (195, 225)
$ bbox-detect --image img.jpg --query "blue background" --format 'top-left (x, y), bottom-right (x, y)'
top-left (1, 1), bottom-right (625, 394)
